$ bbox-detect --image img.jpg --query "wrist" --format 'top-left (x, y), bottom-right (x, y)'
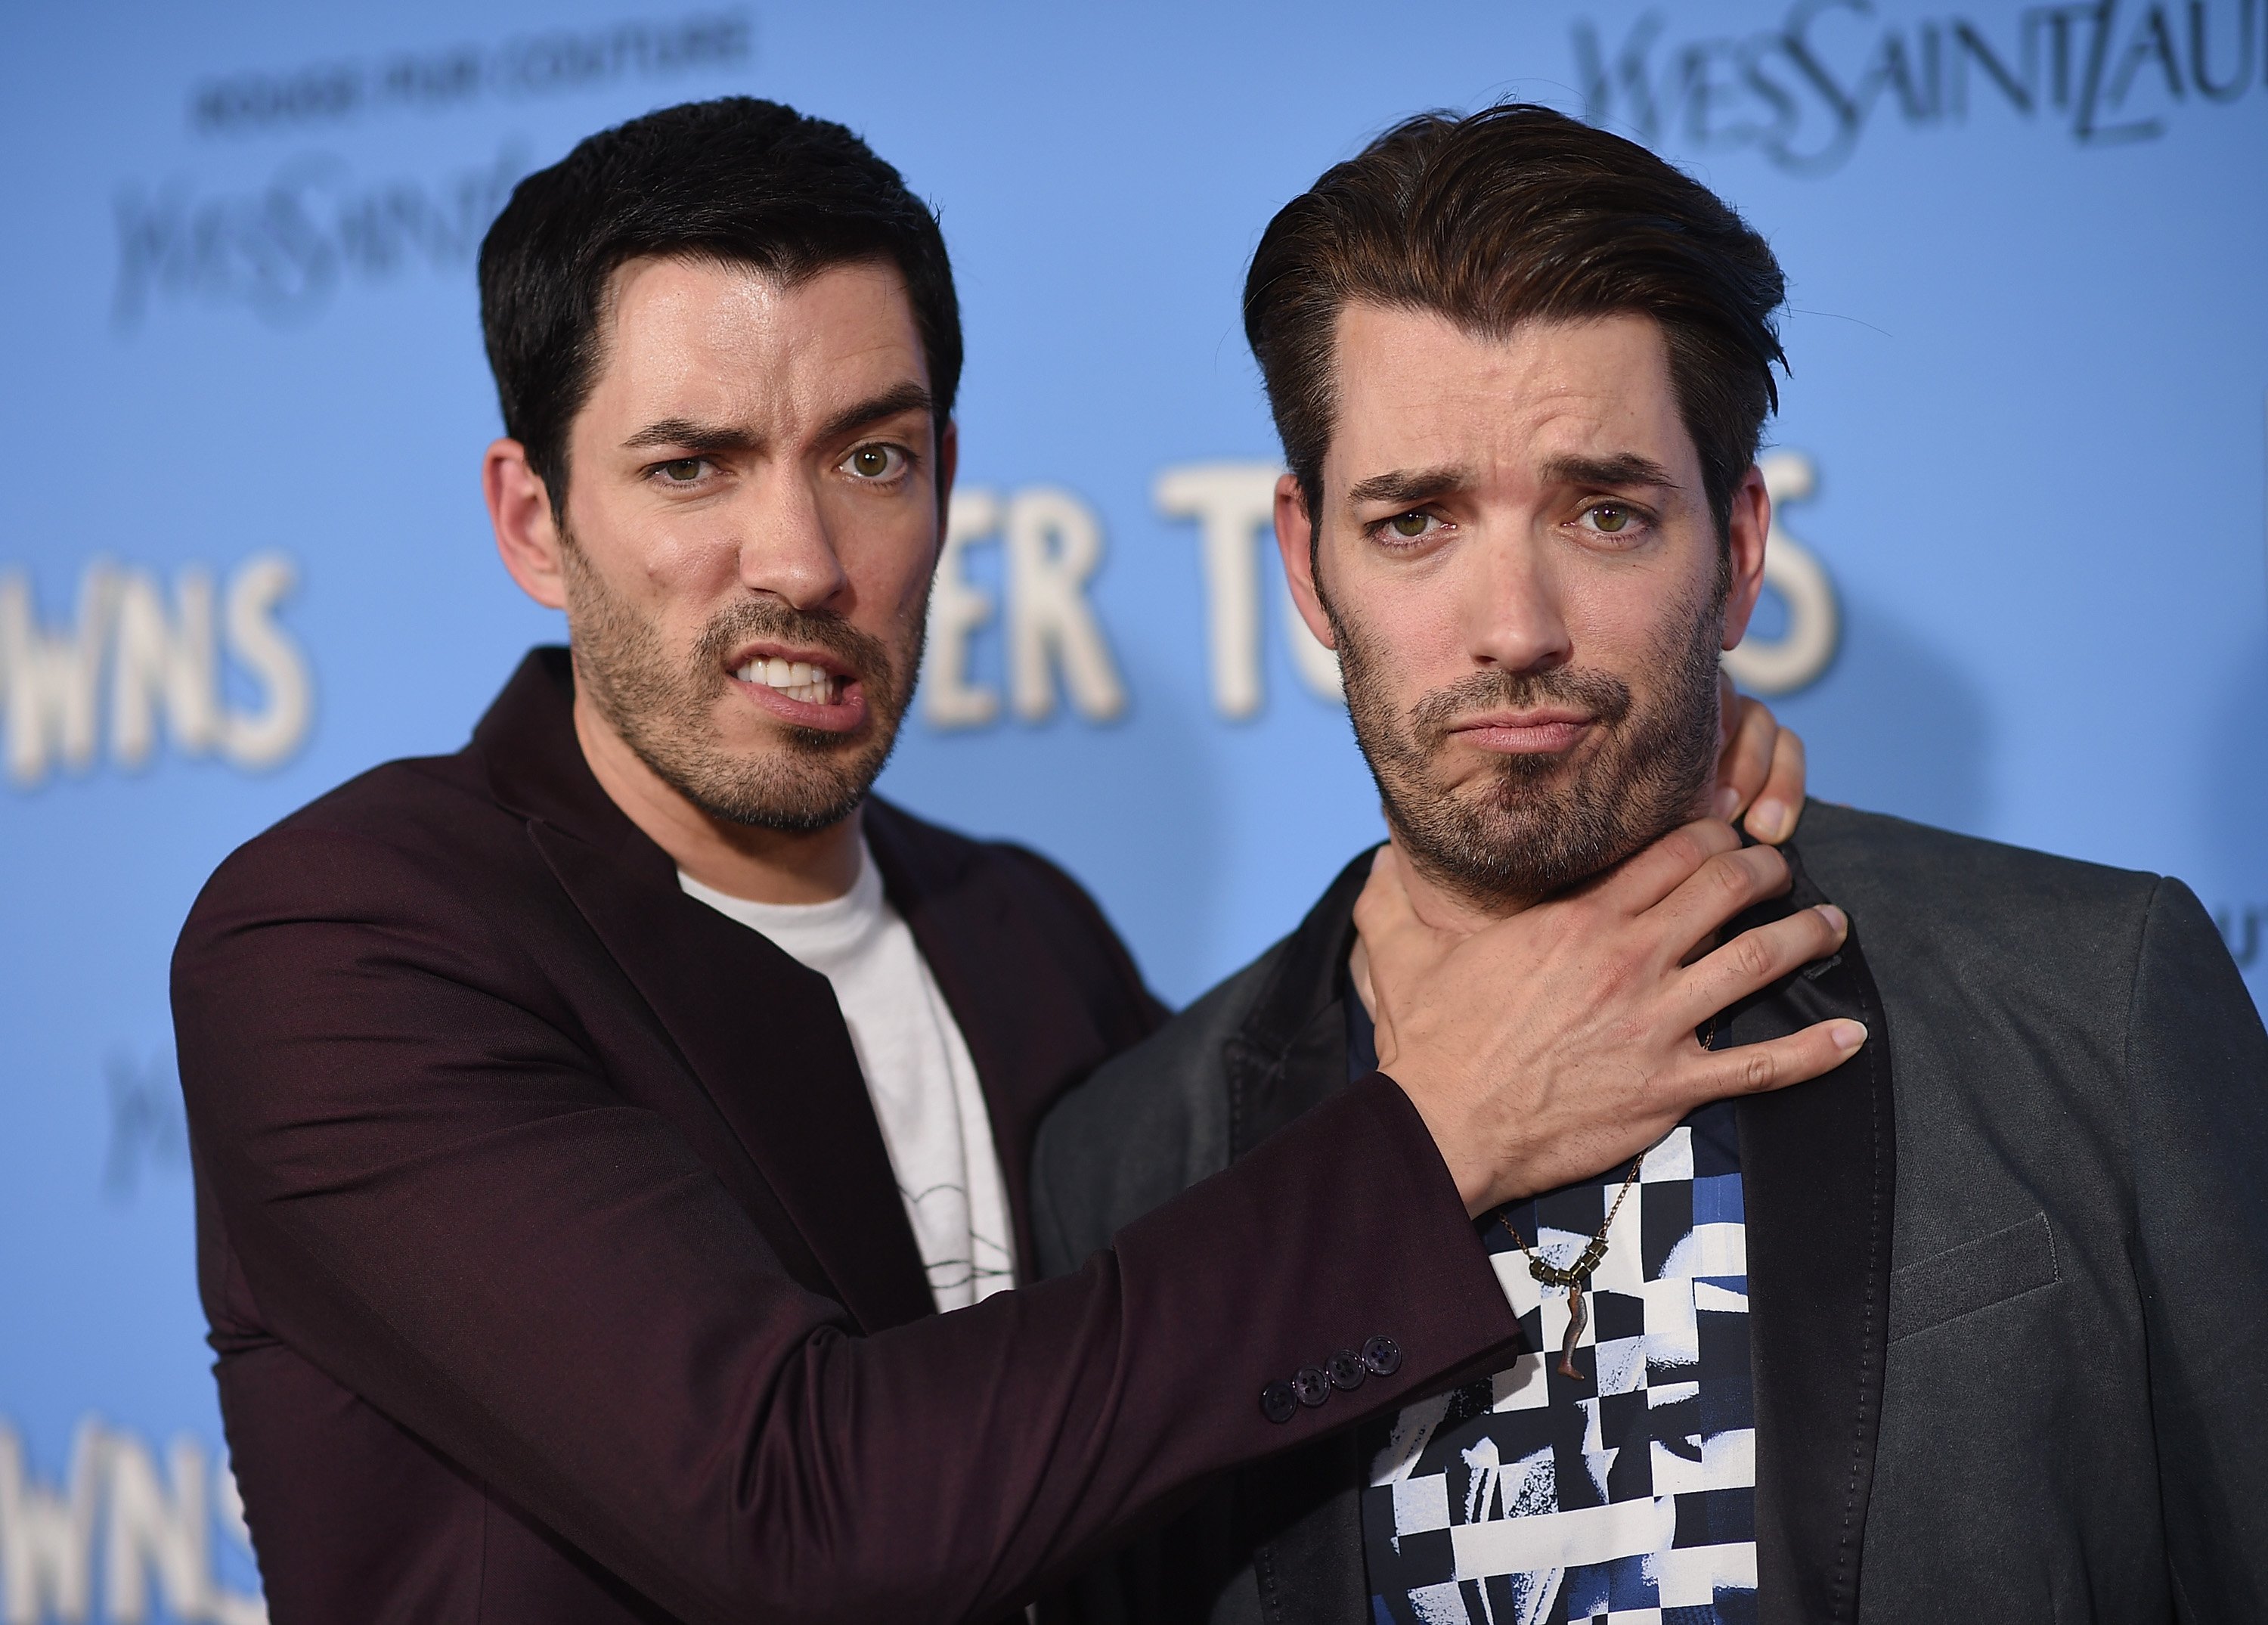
top-left (1382, 1068), bottom-right (1495, 1218)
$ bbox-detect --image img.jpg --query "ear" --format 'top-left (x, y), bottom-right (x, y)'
top-left (934, 416), bottom-right (959, 532)
top-left (1716, 463), bottom-right (1771, 651)
top-left (485, 439), bottom-right (568, 611)
top-left (1274, 472), bottom-right (1337, 650)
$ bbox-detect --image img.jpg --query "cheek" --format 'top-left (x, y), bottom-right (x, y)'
top-left (622, 511), bottom-right (740, 595)
top-left (838, 513), bottom-right (941, 625)
top-left (1336, 597), bottom-right (1427, 709)
top-left (1336, 565), bottom-right (1466, 690)
top-left (1558, 553), bottom-right (1714, 671)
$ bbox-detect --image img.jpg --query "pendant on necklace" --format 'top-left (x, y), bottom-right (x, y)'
top-left (1557, 1281), bottom-right (1588, 1378)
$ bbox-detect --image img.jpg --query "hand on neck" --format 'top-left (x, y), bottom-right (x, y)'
top-left (1351, 777), bottom-right (1725, 1022)
top-left (572, 690), bottom-right (865, 906)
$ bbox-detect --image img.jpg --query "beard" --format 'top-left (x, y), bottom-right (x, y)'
top-left (560, 531), bottom-right (919, 834)
top-left (1328, 578), bottom-right (1725, 913)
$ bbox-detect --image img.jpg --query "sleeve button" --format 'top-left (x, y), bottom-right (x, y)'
top-left (1328, 1348), bottom-right (1367, 1391)
top-left (1360, 1335), bottom-right (1403, 1377)
top-left (1293, 1366), bottom-right (1331, 1408)
top-left (1259, 1380), bottom-right (1298, 1425)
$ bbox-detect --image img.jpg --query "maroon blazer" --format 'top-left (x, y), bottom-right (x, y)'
top-left (173, 649), bottom-right (1522, 1625)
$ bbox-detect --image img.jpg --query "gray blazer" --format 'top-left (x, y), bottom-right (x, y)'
top-left (1033, 804), bottom-right (2268, 1625)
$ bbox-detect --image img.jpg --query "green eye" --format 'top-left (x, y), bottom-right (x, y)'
top-left (1590, 505), bottom-right (1630, 533)
top-left (1390, 512), bottom-right (1431, 538)
top-left (660, 459), bottom-right (703, 483)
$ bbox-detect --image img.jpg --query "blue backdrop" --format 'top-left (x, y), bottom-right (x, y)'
top-left (3, 2), bottom-right (2263, 1616)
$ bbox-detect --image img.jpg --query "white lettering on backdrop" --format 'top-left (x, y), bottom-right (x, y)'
top-left (0, 1418), bottom-right (262, 1625)
top-left (1724, 451), bottom-right (1841, 695)
top-left (0, 555), bottom-right (312, 789)
top-left (922, 486), bottom-right (1127, 728)
top-left (1154, 462), bottom-right (1343, 718)
top-left (928, 459), bottom-right (1841, 730)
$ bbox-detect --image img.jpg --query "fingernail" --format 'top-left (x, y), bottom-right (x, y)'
top-left (1833, 1019), bottom-right (1868, 1051)
top-left (1749, 799), bottom-right (1787, 841)
top-left (1712, 786), bottom-right (1741, 821)
top-left (1816, 904), bottom-right (1847, 937)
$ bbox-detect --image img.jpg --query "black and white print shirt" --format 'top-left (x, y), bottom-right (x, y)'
top-left (1360, 1099), bottom-right (1757, 1625)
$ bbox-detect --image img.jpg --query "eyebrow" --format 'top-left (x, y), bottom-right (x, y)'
top-left (815, 380), bottom-right (935, 446)
top-left (1345, 466), bottom-right (1470, 507)
top-left (618, 382), bottom-right (937, 457)
top-left (621, 417), bottom-right (757, 454)
top-left (1538, 452), bottom-right (1681, 492)
top-left (1344, 453), bottom-right (1684, 510)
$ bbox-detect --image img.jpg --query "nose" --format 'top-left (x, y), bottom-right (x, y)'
top-left (733, 467), bottom-right (850, 610)
top-left (1464, 529), bottom-right (1572, 674)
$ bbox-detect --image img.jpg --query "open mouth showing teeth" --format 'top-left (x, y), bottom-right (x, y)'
top-left (736, 657), bottom-right (848, 706)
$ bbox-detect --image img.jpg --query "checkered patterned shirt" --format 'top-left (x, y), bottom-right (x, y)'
top-left (1361, 1099), bottom-right (1756, 1625)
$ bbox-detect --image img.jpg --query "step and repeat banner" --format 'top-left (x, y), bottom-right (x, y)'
top-left (2, 0), bottom-right (2262, 1616)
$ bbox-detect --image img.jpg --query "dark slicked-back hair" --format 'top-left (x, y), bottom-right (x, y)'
top-left (479, 96), bottom-right (960, 515)
top-left (1244, 104), bottom-right (1786, 541)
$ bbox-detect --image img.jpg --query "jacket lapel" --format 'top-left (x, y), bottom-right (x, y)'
top-left (863, 800), bottom-right (1129, 1279)
top-left (476, 650), bottom-right (936, 1336)
top-left (1731, 839), bottom-right (1897, 1624)
top-left (1227, 852), bottom-right (1371, 1159)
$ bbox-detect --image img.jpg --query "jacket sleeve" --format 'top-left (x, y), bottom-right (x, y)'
top-left (2125, 876), bottom-right (2268, 1620)
top-left (173, 826), bottom-right (1521, 1625)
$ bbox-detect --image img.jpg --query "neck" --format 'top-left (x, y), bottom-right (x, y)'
top-left (1349, 784), bottom-right (1727, 1019)
top-left (1348, 833), bottom-right (1533, 1022)
top-left (572, 692), bottom-right (864, 904)
top-left (1390, 835), bottom-right (1538, 935)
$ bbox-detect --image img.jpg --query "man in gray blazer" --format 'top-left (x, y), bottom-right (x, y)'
top-left (1033, 104), bottom-right (2268, 1625)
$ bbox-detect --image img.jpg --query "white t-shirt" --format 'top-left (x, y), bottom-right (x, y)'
top-left (680, 842), bottom-right (1015, 1312)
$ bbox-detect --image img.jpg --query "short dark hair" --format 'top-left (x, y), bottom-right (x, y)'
top-left (479, 97), bottom-right (961, 515)
top-left (1243, 104), bottom-right (1786, 541)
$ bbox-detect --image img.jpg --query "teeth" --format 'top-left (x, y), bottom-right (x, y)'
top-left (735, 659), bottom-right (840, 706)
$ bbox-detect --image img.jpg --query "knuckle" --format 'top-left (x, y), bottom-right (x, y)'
top-left (1732, 932), bottom-right (1776, 982)
top-left (1738, 1047), bottom-right (1779, 1092)
top-left (1709, 857), bottom-right (1752, 900)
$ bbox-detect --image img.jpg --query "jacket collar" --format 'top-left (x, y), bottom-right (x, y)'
top-left (469, 648), bottom-right (937, 1334)
top-left (1224, 825), bottom-right (1895, 1625)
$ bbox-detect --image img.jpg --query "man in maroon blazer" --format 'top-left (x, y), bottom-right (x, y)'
top-left (170, 98), bottom-right (1841, 1623)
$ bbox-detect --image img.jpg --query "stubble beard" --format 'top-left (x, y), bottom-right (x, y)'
top-left (1326, 577), bottom-right (1726, 914)
top-left (560, 530), bottom-right (922, 834)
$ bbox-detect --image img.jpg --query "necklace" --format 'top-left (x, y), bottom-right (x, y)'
top-left (1498, 1153), bottom-right (1644, 1378)
top-left (1498, 1013), bottom-right (1720, 1378)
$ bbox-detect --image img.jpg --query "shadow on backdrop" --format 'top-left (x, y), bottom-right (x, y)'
top-left (2205, 628), bottom-right (2268, 983)
top-left (1776, 593), bottom-right (1994, 839)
